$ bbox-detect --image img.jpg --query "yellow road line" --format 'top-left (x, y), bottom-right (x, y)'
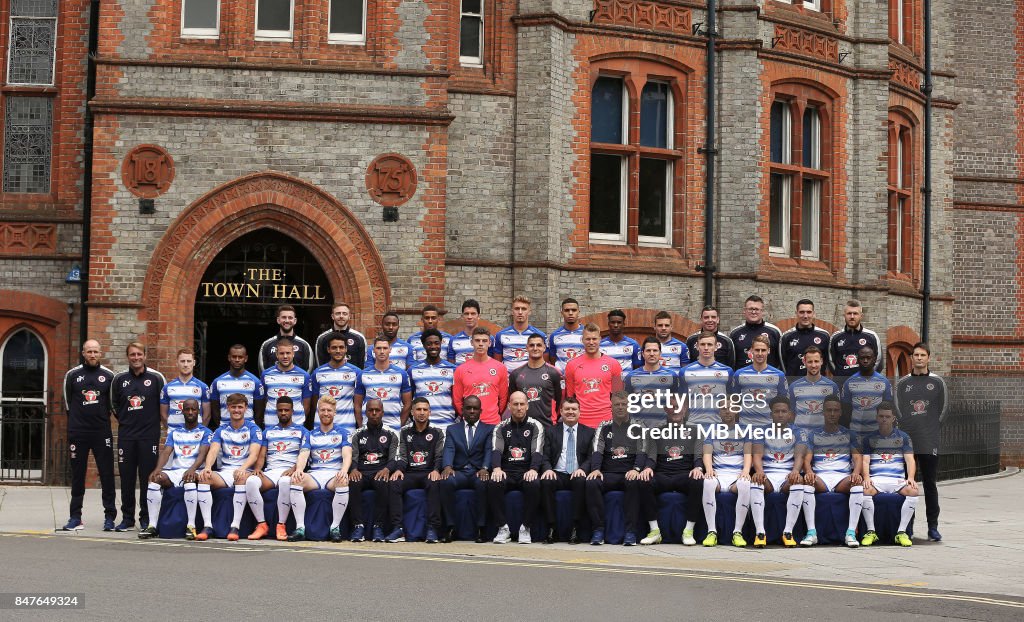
top-left (6, 532), bottom-right (1023, 610)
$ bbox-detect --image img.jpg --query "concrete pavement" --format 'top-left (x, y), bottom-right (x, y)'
top-left (2, 469), bottom-right (1022, 600)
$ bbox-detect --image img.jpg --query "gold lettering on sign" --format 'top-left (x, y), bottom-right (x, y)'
top-left (199, 266), bottom-right (326, 301)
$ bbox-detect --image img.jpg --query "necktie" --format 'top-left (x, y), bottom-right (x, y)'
top-left (467, 423), bottom-right (475, 449)
top-left (565, 427), bottom-right (577, 473)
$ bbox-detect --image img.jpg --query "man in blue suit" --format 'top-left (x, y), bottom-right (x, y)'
top-left (440, 395), bottom-right (493, 543)
top-left (540, 397), bottom-right (594, 544)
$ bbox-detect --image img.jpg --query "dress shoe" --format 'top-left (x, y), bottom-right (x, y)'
top-left (544, 527), bottom-right (556, 544)
top-left (567, 525), bottom-right (580, 545)
top-left (442, 526), bottom-right (456, 543)
top-left (475, 527), bottom-right (487, 543)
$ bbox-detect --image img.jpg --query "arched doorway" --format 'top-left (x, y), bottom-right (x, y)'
top-left (0, 328), bottom-right (46, 480)
top-left (194, 230), bottom-right (334, 382)
top-left (142, 172), bottom-right (393, 375)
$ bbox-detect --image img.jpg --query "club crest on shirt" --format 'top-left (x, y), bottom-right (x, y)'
top-left (379, 435), bottom-right (388, 444)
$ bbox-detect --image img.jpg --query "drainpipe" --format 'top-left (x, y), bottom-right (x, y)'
top-left (701, 0), bottom-right (718, 307)
top-left (920, 0), bottom-right (932, 342)
top-left (79, 0), bottom-right (100, 347)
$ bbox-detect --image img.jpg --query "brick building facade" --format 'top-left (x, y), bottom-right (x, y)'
top-left (0, 0), bottom-right (1019, 482)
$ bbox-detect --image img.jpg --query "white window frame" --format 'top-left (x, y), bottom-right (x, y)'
top-left (803, 0), bottom-right (822, 10)
top-left (770, 173), bottom-right (792, 256)
top-left (801, 178), bottom-right (821, 259)
top-left (895, 197), bottom-right (905, 272)
top-left (459, 1), bottom-right (484, 67)
top-left (180, 0), bottom-right (220, 39)
top-left (637, 81), bottom-right (674, 246)
top-left (6, 12), bottom-right (58, 86)
top-left (328, 0), bottom-right (366, 44)
top-left (590, 78), bottom-right (630, 244)
top-left (896, 0), bottom-right (905, 44)
top-left (896, 132), bottom-right (904, 187)
top-left (255, 0), bottom-right (294, 41)
top-left (637, 159), bottom-right (673, 246)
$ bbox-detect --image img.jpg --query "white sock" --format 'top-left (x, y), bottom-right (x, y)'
top-left (801, 485), bottom-right (816, 530)
top-left (183, 483), bottom-right (198, 528)
top-left (290, 486), bottom-right (307, 530)
top-left (245, 477), bottom-right (265, 523)
top-left (783, 486), bottom-right (804, 532)
top-left (684, 520), bottom-right (696, 531)
top-left (231, 484), bottom-right (246, 529)
top-left (146, 483), bottom-right (163, 529)
top-left (702, 478), bottom-right (718, 532)
top-left (733, 479), bottom-right (751, 533)
top-left (899, 496), bottom-right (918, 532)
top-left (648, 519), bottom-right (659, 532)
top-left (277, 477), bottom-right (291, 523)
top-left (332, 487), bottom-right (350, 528)
top-left (861, 494), bottom-right (876, 531)
top-left (847, 486), bottom-right (864, 532)
top-left (197, 484), bottom-right (213, 528)
top-left (750, 484), bottom-right (765, 533)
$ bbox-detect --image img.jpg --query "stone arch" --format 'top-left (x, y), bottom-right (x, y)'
top-left (141, 171), bottom-right (391, 371)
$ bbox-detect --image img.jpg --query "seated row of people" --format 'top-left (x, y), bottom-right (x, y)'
top-left (140, 389), bottom-right (918, 548)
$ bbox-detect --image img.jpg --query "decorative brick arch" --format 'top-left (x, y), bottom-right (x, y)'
top-left (580, 308), bottom-right (699, 342)
top-left (886, 325), bottom-right (921, 379)
top-left (141, 171), bottom-right (391, 371)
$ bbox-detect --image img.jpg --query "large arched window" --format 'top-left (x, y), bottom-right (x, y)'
top-left (0, 328), bottom-right (47, 481)
top-left (0, 329), bottom-right (47, 401)
top-left (768, 82), bottom-right (834, 261)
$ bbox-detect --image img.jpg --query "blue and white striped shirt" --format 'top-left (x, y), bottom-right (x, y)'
top-left (311, 362), bottom-right (361, 435)
top-left (679, 360), bottom-right (733, 426)
top-left (492, 325), bottom-right (546, 372)
top-left (160, 377), bottom-right (211, 430)
top-left (309, 425), bottom-right (351, 471)
top-left (788, 376), bottom-right (839, 430)
top-left (840, 372), bottom-right (893, 435)
top-left (729, 365), bottom-right (789, 428)
top-left (408, 360), bottom-right (458, 429)
top-left (262, 423), bottom-right (310, 472)
top-left (600, 335), bottom-right (641, 378)
top-left (356, 365), bottom-right (411, 431)
top-left (547, 325), bottom-right (585, 373)
top-left (862, 429), bottom-right (914, 480)
top-left (261, 365), bottom-right (313, 428)
top-left (365, 337), bottom-right (413, 370)
top-left (164, 425), bottom-right (212, 471)
top-left (211, 421), bottom-right (263, 469)
top-left (408, 331), bottom-right (453, 366)
top-left (209, 370), bottom-right (264, 426)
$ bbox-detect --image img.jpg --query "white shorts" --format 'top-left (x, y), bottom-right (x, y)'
top-left (816, 471), bottom-right (849, 492)
top-left (213, 468), bottom-right (251, 487)
top-left (869, 476), bottom-right (907, 494)
top-left (713, 471), bottom-right (740, 491)
top-left (764, 471), bottom-right (792, 492)
top-left (163, 468), bottom-right (202, 488)
top-left (309, 470), bottom-right (338, 489)
top-left (263, 468), bottom-right (290, 484)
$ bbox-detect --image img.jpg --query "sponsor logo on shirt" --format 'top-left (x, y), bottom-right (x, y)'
top-left (128, 395), bottom-right (144, 411)
top-left (82, 390), bottom-right (100, 405)
top-left (411, 451), bottom-right (427, 466)
top-left (509, 447), bottom-right (525, 460)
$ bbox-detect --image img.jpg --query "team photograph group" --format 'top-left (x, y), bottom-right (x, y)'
top-left (61, 295), bottom-right (948, 551)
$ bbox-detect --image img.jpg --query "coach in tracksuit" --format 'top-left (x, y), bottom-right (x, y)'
top-left (60, 339), bottom-right (117, 531)
top-left (895, 342), bottom-right (948, 541)
top-left (489, 391), bottom-right (545, 544)
top-left (586, 391), bottom-right (652, 546)
top-left (111, 342), bottom-right (165, 531)
top-left (348, 398), bottom-right (399, 542)
top-left (387, 397), bottom-right (445, 542)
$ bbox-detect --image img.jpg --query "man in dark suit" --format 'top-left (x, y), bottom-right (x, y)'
top-left (540, 397), bottom-right (593, 544)
top-left (439, 395), bottom-right (493, 542)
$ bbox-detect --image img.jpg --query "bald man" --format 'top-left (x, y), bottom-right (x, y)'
top-left (60, 339), bottom-right (117, 531)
